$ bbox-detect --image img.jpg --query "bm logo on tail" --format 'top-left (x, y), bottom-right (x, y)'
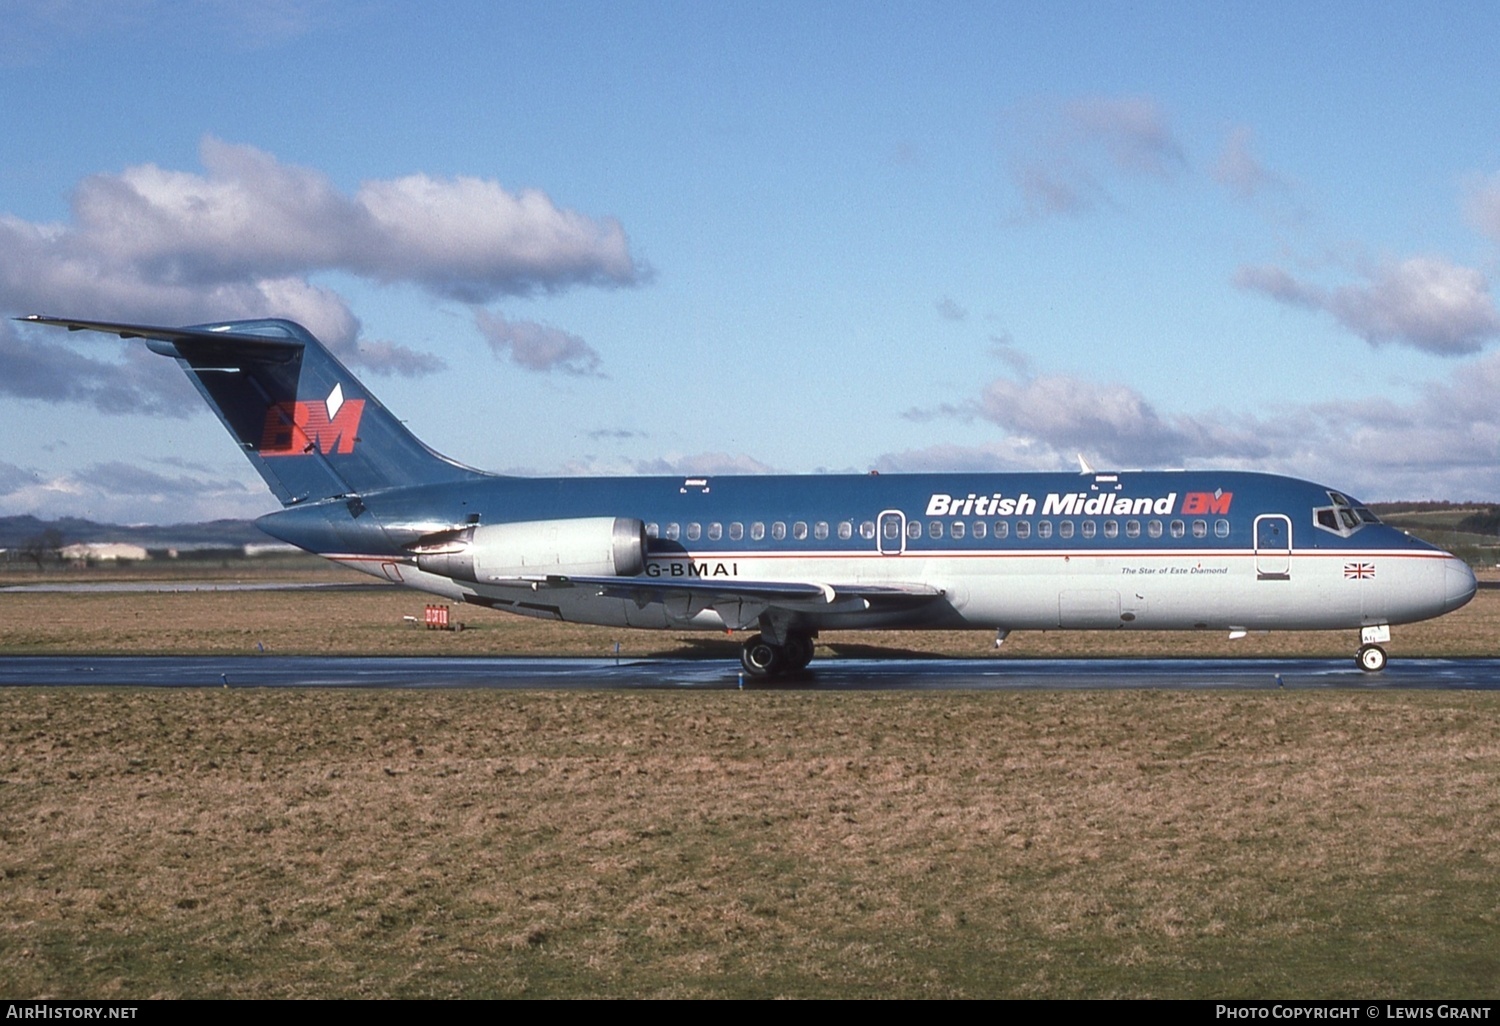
top-left (258, 383), bottom-right (365, 457)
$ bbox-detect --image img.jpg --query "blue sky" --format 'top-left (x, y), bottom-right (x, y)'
top-left (5, 0), bottom-right (1500, 523)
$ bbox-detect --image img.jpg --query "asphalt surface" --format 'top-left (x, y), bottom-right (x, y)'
top-left (3, 655), bottom-right (1499, 690)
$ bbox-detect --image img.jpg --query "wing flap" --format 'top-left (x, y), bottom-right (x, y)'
top-left (479, 573), bottom-right (945, 618)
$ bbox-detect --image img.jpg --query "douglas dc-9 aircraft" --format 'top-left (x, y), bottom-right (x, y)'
top-left (26, 315), bottom-right (1478, 676)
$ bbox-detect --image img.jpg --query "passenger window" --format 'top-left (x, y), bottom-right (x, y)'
top-left (1015, 520), bottom-right (1031, 539)
top-left (907, 520), bottom-right (922, 540)
top-left (973, 521), bottom-right (987, 539)
top-left (1193, 520), bottom-right (1207, 538)
top-left (929, 521), bottom-right (943, 539)
top-left (1148, 520), bottom-right (1163, 539)
top-left (708, 522), bottom-right (722, 541)
top-left (994, 521), bottom-right (1009, 539)
top-left (646, 522), bottom-right (659, 539)
top-left (1170, 520), bottom-right (1185, 538)
top-left (951, 521), bottom-right (966, 540)
top-left (1126, 520), bottom-right (1141, 538)
top-left (772, 522), bottom-right (787, 540)
top-left (686, 522), bottom-right (701, 541)
top-left (665, 523), bottom-right (681, 541)
top-left (860, 521), bottom-right (875, 540)
top-left (1104, 521), bottom-right (1118, 539)
top-left (1059, 520), bottom-right (1074, 539)
top-left (1214, 519), bottom-right (1230, 538)
top-left (1081, 520), bottom-right (1096, 539)
top-left (729, 522), bottom-right (744, 541)
top-left (751, 522), bottom-right (765, 541)
top-left (793, 521), bottom-right (808, 540)
top-left (1037, 520), bottom-right (1052, 539)
top-left (815, 522), bottom-right (829, 540)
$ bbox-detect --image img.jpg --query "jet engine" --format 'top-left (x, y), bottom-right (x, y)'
top-left (412, 517), bottom-right (646, 583)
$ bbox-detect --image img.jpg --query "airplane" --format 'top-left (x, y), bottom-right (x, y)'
top-left (23, 314), bottom-right (1478, 677)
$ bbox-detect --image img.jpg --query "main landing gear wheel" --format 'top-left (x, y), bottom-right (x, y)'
top-left (784, 633), bottom-right (816, 671)
top-left (740, 634), bottom-right (785, 678)
top-left (739, 632), bottom-right (816, 678)
top-left (1357, 644), bottom-right (1387, 672)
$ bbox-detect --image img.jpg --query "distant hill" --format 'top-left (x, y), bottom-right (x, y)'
top-left (0, 515), bottom-right (270, 551)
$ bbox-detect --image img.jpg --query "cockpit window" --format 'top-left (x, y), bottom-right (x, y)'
top-left (1313, 491), bottom-right (1379, 538)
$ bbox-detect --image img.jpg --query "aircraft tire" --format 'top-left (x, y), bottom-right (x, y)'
top-left (784, 633), bottom-right (816, 671)
top-left (1357, 644), bottom-right (1387, 672)
top-left (740, 634), bottom-right (785, 677)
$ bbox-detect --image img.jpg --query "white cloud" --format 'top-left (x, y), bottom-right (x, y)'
top-left (1212, 126), bottom-right (1286, 200)
top-left (1, 138), bottom-right (643, 406)
top-left (473, 309), bottom-right (603, 376)
top-left (0, 458), bottom-right (268, 523)
top-left (883, 357), bottom-right (1500, 501)
top-left (1006, 95), bottom-right (1185, 218)
top-left (1235, 257), bottom-right (1500, 356)
top-left (45, 137), bottom-right (641, 301)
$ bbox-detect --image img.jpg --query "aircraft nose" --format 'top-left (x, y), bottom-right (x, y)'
top-left (1444, 557), bottom-right (1478, 612)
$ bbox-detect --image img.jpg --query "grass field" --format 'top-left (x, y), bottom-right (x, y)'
top-left (1, 564), bottom-right (1498, 998)
top-left (2, 688), bottom-right (1497, 998)
top-left (2, 561), bottom-right (1499, 661)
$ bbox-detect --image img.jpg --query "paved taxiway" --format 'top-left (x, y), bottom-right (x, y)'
top-left (3, 655), bottom-right (1499, 689)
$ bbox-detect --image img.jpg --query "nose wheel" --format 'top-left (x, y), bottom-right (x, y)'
top-left (1356, 644), bottom-right (1387, 672)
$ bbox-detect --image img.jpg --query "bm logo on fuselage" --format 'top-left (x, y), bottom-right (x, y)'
top-left (258, 385), bottom-right (365, 457)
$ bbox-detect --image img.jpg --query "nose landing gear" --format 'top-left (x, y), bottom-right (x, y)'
top-left (1356, 624), bottom-right (1391, 672)
top-left (1356, 644), bottom-right (1387, 672)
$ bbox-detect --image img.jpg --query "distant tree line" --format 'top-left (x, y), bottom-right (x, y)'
top-left (1455, 508), bottom-right (1500, 536)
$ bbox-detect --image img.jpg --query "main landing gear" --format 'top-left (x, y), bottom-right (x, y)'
top-left (739, 631), bottom-right (816, 678)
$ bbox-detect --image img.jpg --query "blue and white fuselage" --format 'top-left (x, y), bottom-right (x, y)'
top-left (26, 315), bottom-right (1476, 676)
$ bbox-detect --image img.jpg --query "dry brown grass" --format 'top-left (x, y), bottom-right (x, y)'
top-left (1, 570), bottom-right (1498, 660)
top-left (1, 688), bottom-right (1498, 998)
top-left (2, 567), bottom-right (1498, 997)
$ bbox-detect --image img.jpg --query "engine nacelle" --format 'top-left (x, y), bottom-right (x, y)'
top-left (415, 517), bottom-right (646, 584)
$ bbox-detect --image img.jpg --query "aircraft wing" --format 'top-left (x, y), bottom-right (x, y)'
top-left (479, 574), bottom-right (945, 629)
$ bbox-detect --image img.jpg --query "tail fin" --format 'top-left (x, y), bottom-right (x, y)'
top-left (22, 316), bottom-right (482, 505)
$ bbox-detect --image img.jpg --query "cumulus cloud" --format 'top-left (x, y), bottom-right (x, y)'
top-left (881, 355), bottom-right (1500, 500)
top-left (26, 137), bottom-right (640, 301)
top-left (1, 137), bottom-right (644, 407)
top-left (473, 309), bottom-right (603, 377)
top-left (1235, 257), bottom-right (1500, 355)
top-left (1007, 95), bottom-right (1186, 218)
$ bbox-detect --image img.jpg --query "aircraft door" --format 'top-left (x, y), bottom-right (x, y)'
top-left (1254, 514), bottom-right (1292, 580)
top-left (877, 509), bottom-right (906, 555)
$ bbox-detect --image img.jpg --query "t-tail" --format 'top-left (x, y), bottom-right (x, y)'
top-left (21, 316), bottom-right (483, 505)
